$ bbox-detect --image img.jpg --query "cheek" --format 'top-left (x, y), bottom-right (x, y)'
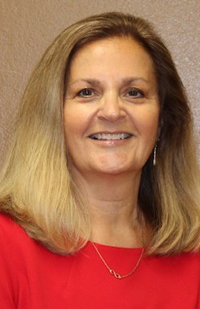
top-left (64, 111), bottom-right (76, 146)
top-left (63, 106), bottom-right (92, 144)
top-left (135, 110), bottom-right (159, 140)
top-left (64, 108), bottom-right (82, 136)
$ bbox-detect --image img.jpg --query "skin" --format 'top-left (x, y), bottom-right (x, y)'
top-left (64, 37), bottom-right (159, 247)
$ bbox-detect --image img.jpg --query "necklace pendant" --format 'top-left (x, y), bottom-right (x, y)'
top-left (110, 269), bottom-right (121, 279)
top-left (91, 242), bottom-right (144, 280)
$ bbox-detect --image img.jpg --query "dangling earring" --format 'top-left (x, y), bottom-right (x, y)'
top-left (153, 144), bottom-right (157, 166)
top-left (153, 125), bottom-right (161, 166)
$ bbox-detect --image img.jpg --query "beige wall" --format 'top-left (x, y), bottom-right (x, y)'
top-left (0, 0), bottom-right (200, 166)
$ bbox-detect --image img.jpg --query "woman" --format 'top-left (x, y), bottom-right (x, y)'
top-left (0, 12), bottom-right (200, 308)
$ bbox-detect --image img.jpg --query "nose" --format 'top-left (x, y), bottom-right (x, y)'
top-left (97, 92), bottom-right (126, 123)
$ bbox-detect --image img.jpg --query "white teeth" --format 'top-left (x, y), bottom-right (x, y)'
top-left (90, 133), bottom-right (131, 140)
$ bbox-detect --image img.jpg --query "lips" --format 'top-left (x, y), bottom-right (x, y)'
top-left (89, 133), bottom-right (132, 140)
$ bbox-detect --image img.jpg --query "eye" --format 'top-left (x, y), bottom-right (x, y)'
top-left (127, 88), bottom-right (144, 98)
top-left (77, 88), bottom-right (94, 97)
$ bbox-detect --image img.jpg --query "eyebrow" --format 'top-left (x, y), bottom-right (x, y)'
top-left (69, 77), bottom-right (150, 87)
top-left (69, 79), bottom-right (101, 87)
top-left (121, 77), bottom-right (150, 86)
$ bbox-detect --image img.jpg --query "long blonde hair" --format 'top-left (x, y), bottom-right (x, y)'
top-left (0, 12), bottom-right (200, 255)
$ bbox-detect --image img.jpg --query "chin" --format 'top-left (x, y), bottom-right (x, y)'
top-left (92, 162), bottom-right (139, 175)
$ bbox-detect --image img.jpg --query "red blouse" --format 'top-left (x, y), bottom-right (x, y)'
top-left (0, 214), bottom-right (200, 308)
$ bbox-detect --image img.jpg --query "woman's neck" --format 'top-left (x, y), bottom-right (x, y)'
top-left (72, 168), bottom-right (144, 247)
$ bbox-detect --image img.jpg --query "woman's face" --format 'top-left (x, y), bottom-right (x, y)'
top-left (64, 37), bottom-right (159, 177)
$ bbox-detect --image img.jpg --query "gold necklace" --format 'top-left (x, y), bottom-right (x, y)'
top-left (91, 242), bottom-right (145, 279)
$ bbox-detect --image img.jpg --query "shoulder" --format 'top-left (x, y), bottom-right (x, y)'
top-left (0, 213), bottom-right (38, 271)
top-left (0, 212), bottom-right (74, 266)
top-left (146, 249), bottom-right (200, 280)
top-left (0, 215), bottom-right (74, 307)
top-left (0, 213), bottom-right (65, 260)
top-left (0, 213), bottom-right (61, 271)
top-left (0, 213), bottom-right (33, 253)
top-left (0, 212), bottom-right (25, 238)
top-left (0, 213), bottom-right (27, 307)
top-left (0, 212), bottom-right (74, 281)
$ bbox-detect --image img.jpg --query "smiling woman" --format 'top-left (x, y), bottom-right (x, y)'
top-left (0, 11), bottom-right (200, 308)
top-left (64, 37), bottom-right (159, 176)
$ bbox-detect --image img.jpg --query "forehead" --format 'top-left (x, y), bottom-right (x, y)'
top-left (68, 37), bottom-right (155, 79)
top-left (68, 37), bottom-right (157, 86)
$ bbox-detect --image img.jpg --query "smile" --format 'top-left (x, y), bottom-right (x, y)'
top-left (89, 133), bottom-right (132, 140)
